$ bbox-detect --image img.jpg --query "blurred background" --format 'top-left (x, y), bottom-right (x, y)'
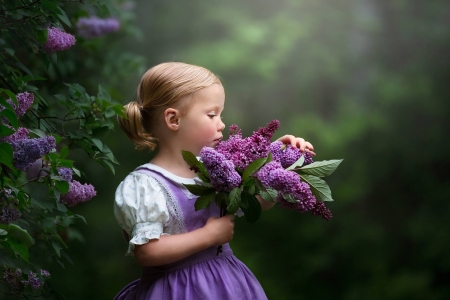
top-left (41, 0), bottom-right (450, 299)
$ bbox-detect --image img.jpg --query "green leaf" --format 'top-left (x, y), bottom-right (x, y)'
top-left (29, 128), bottom-right (46, 137)
top-left (0, 224), bottom-right (35, 249)
top-left (227, 187), bottom-right (242, 214)
top-left (301, 174), bottom-right (334, 202)
top-left (285, 155), bottom-right (305, 171)
top-left (42, 0), bottom-right (59, 12)
top-left (259, 188), bottom-right (278, 202)
top-left (297, 159), bottom-right (343, 177)
top-left (0, 142), bottom-right (14, 169)
top-left (59, 146), bottom-right (69, 159)
top-left (0, 229), bottom-right (7, 236)
top-left (241, 193), bottom-right (262, 223)
top-left (181, 150), bottom-right (199, 167)
top-left (105, 107), bottom-right (115, 118)
top-left (242, 156), bottom-right (267, 180)
top-left (91, 138), bottom-right (103, 151)
top-left (4, 238), bottom-right (30, 262)
top-left (57, 7), bottom-right (72, 27)
top-left (183, 184), bottom-right (215, 196)
top-left (0, 88), bottom-right (17, 106)
top-left (55, 180), bottom-right (69, 194)
top-left (15, 62), bottom-right (33, 78)
top-left (98, 85), bottom-right (111, 102)
top-left (0, 124), bottom-right (15, 137)
top-left (194, 191), bottom-right (216, 211)
top-left (52, 240), bottom-right (62, 257)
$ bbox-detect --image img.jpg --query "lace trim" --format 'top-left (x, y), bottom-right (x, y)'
top-left (135, 169), bottom-right (187, 236)
top-left (127, 222), bottom-right (164, 255)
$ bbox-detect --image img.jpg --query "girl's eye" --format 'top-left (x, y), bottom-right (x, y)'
top-left (208, 114), bottom-right (216, 119)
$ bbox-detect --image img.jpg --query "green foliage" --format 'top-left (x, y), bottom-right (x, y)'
top-left (0, 0), bottom-right (144, 298)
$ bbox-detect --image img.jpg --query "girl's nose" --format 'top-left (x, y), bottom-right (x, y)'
top-left (218, 119), bottom-right (225, 131)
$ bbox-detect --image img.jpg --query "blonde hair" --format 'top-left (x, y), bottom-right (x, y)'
top-left (118, 62), bottom-right (222, 150)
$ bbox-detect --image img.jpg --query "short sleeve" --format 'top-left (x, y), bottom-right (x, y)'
top-left (114, 172), bottom-right (170, 256)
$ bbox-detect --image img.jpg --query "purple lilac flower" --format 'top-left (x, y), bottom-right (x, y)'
top-left (3, 267), bottom-right (22, 290)
top-left (61, 180), bottom-right (96, 206)
top-left (43, 27), bottom-right (76, 53)
top-left (216, 120), bottom-right (280, 171)
top-left (311, 201), bottom-right (333, 220)
top-left (269, 141), bottom-right (314, 168)
top-left (256, 163), bottom-right (316, 212)
top-left (22, 271), bottom-right (43, 291)
top-left (256, 161), bottom-right (283, 187)
top-left (40, 269), bottom-right (50, 278)
top-left (2, 127), bottom-right (30, 143)
top-left (0, 206), bottom-right (21, 224)
top-left (9, 136), bottom-right (56, 170)
top-left (76, 16), bottom-right (120, 39)
top-left (58, 167), bottom-right (73, 182)
top-left (6, 92), bottom-right (34, 117)
top-left (200, 147), bottom-right (241, 192)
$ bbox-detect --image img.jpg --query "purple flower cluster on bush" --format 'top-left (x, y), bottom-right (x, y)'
top-left (61, 180), bottom-right (96, 206)
top-left (58, 167), bottom-right (73, 182)
top-left (2, 267), bottom-right (49, 291)
top-left (9, 136), bottom-right (56, 171)
top-left (6, 92), bottom-right (34, 117)
top-left (200, 147), bottom-right (241, 192)
top-left (44, 27), bottom-right (76, 53)
top-left (0, 206), bottom-right (21, 224)
top-left (76, 16), bottom-right (120, 39)
top-left (216, 120), bottom-right (280, 171)
top-left (3, 267), bottom-right (22, 290)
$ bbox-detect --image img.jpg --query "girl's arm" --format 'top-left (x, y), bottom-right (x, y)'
top-left (134, 214), bottom-right (235, 266)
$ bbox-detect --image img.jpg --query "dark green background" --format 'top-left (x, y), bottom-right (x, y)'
top-left (40, 0), bottom-right (450, 299)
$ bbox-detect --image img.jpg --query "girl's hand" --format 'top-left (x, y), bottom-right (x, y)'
top-left (203, 215), bottom-right (235, 246)
top-left (276, 135), bottom-right (316, 156)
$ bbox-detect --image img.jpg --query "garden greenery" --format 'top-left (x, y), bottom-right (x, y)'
top-left (0, 1), bottom-right (141, 298)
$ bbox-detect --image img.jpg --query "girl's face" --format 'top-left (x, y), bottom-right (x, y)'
top-left (177, 84), bottom-right (225, 155)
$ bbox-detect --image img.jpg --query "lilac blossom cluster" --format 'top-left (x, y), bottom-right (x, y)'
top-left (43, 27), bottom-right (76, 53)
top-left (61, 180), bottom-right (96, 206)
top-left (0, 206), bottom-right (21, 224)
top-left (58, 167), bottom-right (73, 182)
top-left (3, 267), bottom-right (22, 290)
top-left (9, 136), bottom-right (56, 171)
top-left (270, 141), bottom-right (314, 168)
top-left (200, 147), bottom-right (241, 192)
top-left (2, 267), bottom-right (49, 291)
top-left (22, 271), bottom-right (44, 291)
top-left (216, 120), bottom-right (280, 171)
top-left (256, 161), bottom-right (316, 212)
top-left (5, 92), bottom-right (34, 117)
top-left (76, 16), bottom-right (120, 39)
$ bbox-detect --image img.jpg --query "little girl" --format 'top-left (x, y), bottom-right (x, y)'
top-left (113, 62), bottom-right (314, 300)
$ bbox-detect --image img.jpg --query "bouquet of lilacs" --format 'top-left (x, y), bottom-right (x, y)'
top-left (182, 120), bottom-right (343, 225)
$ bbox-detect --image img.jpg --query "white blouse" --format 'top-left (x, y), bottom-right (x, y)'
top-left (114, 163), bottom-right (197, 256)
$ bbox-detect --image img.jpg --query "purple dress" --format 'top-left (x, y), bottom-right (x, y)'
top-left (114, 166), bottom-right (267, 300)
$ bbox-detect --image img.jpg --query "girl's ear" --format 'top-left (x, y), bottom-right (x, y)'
top-left (164, 108), bottom-right (181, 131)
